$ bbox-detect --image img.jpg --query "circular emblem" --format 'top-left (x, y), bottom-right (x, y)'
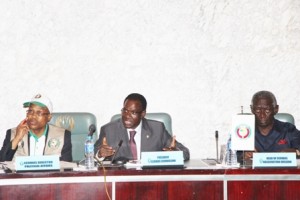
top-left (48, 138), bottom-right (60, 149)
top-left (236, 125), bottom-right (251, 139)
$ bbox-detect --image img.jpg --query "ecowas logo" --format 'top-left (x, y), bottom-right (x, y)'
top-left (235, 124), bottom-right (251, 139)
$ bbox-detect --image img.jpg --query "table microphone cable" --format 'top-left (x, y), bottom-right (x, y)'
top-left (94, 156), bottom-right (111, 200)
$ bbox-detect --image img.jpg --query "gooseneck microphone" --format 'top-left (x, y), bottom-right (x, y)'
top-left (88, 124), bottom-right (96, 136)
top-left (111, 140), bottom-right (123, 164)
top-left (215, 130), bottom-right (219, 163)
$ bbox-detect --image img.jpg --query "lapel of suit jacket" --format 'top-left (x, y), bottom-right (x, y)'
top-left (141, 118), bottom-right (153, 151)
top-left (116, 119), bottom-right (133, 157)
top-left (117, 119), bottom-right (130, 143)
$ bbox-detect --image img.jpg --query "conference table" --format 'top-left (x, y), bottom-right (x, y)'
top-left (1, 159), bottom-right (300, 200)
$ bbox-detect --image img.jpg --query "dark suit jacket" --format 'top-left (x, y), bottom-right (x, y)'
top-left (94, 118), bottom-right (190, 161)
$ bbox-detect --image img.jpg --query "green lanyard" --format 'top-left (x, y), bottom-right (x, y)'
top-left (29, 125), bottom-right (48, 142)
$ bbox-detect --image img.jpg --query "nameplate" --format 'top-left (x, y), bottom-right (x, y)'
top-left (141, 151), bottom-right (184, 168)
top-left (15, 155), bottom-right (60, 171)
top-left (252, 152), bottom-right (297, 168)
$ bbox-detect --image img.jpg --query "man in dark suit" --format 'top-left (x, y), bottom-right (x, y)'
top-left (0, 94), bottom-right (72, 162)
top-left (241, 90), bottom-right (300, 160)
top-left (95, 93), bottom-right (190, 161)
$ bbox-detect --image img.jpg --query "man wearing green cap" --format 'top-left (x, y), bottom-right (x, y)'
top-left (0, 94), bottom-right (72, 162)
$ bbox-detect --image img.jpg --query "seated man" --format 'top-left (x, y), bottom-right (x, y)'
top-left (243, 90), bottom-right (300, 160)
top-left (94, 93), bottom-right (190, 162)
top-left (0, 94), bottom-right (72, 162)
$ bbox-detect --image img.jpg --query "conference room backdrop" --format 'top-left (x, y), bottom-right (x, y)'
top-left (0, 0), bottom-right (299, 159)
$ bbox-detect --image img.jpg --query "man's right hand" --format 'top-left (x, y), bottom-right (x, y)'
top-left (11, 119), bottom-right (29, 149)
top-left (98, 137), bottom-right (115, 158)
top-left (244, 148), bottom-right (258, 160)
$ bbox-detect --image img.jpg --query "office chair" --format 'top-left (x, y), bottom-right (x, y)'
top-left (274, 113), bottom-right (295, 125)
top-left (111, 112), bottom-right (173, 135)
top-left (240, 113), bottom-right (295, 125)
top-left (49, 112), bottom-right (98, 162)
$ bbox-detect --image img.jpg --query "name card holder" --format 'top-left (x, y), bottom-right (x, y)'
top-left (252, 152), bottom-right (297, 169)
top-left (15, 155), bottom-right (60, 171)
top-left (141, 151), bottom-right (184, 169)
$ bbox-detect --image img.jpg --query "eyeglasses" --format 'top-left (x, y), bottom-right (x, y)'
top-left (251, 106), bottom-right (273, 115)
top-left (121, 108), bottom-right (143, 116)
top-left (26, 109), bottom-right (50, 117)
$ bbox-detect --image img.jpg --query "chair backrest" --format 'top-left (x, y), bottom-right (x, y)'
top-left (242, 113), bottom-right (295, 125)
top-left (111, 112), bottom-right (173, 135)
top-left (49, 112), bottom-right (98, 162)
top-left (274, 113), bottom-right (295, 125)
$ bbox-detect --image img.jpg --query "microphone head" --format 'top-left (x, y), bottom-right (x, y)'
top-left (89, 124), bottom-right (96, 136)
top-left (215, 130), bottom-right (219, 139)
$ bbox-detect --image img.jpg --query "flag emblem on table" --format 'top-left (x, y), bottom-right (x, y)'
top-left (236, 125), bottom-right (251, 139)
top-left (231, 114), bottom-right (255, 151)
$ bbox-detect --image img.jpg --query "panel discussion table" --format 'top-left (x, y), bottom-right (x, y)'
top-left (1, 159), bottom-right (300, 200)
